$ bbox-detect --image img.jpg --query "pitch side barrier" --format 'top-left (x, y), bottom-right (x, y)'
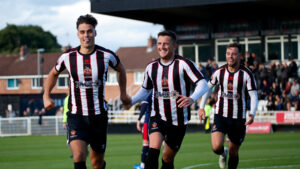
top-left (0, 111), bottom-right (299, 137)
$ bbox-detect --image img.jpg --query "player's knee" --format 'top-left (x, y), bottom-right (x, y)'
top-left (212, 146), bottom-right (224, 155)
top-left (162, 153), bottom-right (175, 163)
top-left (161, 159), bottom-right (174, 169)
top-left (73, 151), bottom-right (87, 162)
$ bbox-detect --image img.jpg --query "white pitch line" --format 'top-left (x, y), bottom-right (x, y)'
top-left (182, 157), bottom-right (300, 169)
top-left (239, 164), bottom-right (300, 169)
top-left (182, 163), bottom-right (212, 169)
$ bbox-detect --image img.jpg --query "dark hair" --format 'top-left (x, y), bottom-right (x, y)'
top-left (227, 43), bottom-right (241, 53)
top-left (76, 14), bottom-right (98, 29)
top-left (158, 30), bottom-right (177, 44)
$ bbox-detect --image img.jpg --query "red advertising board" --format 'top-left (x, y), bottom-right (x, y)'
top-left (247, 122), bottom-right (272, 133)
top-left (276, 112), bottom-right (300, 124)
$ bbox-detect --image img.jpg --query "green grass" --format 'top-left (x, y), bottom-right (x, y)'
top-left (0, 132), bottom-right (300, 169)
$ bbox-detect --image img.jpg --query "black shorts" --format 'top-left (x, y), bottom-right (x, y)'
top-left (149, 117), bottom-right (186, 151)
top-left (67, 113), bottom-right (108, 153)
top-left (212, 114), bottom-right (246, 145)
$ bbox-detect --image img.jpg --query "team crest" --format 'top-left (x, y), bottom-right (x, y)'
top-left (70, 130), bottom-right (76, 136)
top-left (152, 122), bottom-right (157, 128)
top-left (227, 82), bottom-right (233, 90)
top-left (162, 77), bottom-right (168, 87)
top-left (84, 66), bottom-right (92, 76)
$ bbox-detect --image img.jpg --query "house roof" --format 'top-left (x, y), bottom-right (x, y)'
top-left (0, 52), bottom-right (62, 76)
top-left (116, 46), bottom-right (159, 71)
top-left (0, 45), bottom-right (159, 76)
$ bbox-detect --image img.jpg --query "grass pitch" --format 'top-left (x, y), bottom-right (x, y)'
top-left (0, 132), bottom-right (300, 169)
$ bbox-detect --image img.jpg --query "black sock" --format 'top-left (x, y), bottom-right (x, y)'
top-left (213, 146), bottom-right (224, 155)
top-left (141, 145), bottom-right (149, 163)
top-left (145, 148), bottom-right (160, 169)
top-left (100, 161), bottom-right (106, 169)
top-left (74, 161), bottom-right (87, 169)
top-left (161, 159), bottom-right (174, 169)
top-left (228, 155), bottom-right (239, 169)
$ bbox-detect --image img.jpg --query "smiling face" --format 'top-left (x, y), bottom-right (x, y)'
top-left (77, 23), bottom-right (96, 51)
top-left (157, 35), bottom-right (177, 63)
top-left (226, 46), bottom-right (240, 69)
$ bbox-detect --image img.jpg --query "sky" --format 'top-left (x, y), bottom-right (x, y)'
top-left (0, 0), bottom-right (164, 51)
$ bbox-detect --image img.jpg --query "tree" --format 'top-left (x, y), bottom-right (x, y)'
top-left (0, 24), bottom-right (61, 54)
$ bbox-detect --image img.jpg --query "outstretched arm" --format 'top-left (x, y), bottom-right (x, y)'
top-left (245, 90), bottom-right (258, 125)
top-left (177, 79), bottom-right (209, 108)
top-left (198, 83), bottom-right (214, 121)
top-left (43, 68), bottom-right (60, 110)
top-left (115, 62), bottom-right (131, 109)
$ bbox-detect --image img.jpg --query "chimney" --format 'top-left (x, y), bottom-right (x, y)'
top-left (146, 36), bottom-right (157, 53)
top-left (19, 45), bottom-right (29, 61)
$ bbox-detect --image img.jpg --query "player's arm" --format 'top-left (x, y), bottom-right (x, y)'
top-left (137, 102), bottom-right (148, 131)
top-left (245, 90), bottom-right (258, 125)
top-left (198, 82), bottom-right (214, 121)
top-left (115, 62), bottom-right (131, 109)
top-left (177, 79), bottom-right (209, 108)
top-left (132, 88), bottom-right (152, 106)
top-left (43, 68), bottom-right (60, 110)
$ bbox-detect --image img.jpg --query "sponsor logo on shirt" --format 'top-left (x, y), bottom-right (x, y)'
top-left (75, 80), bottom-right (102, 89)
top-left (221, 92), bottom-right (240, 99)
top-left (155, 90), bottom-right (179, 100)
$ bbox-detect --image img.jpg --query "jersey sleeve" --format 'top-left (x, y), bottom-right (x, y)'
top-left (142, 64), bottom-right (153, 90)
top-left (55, 53), bottom-right (66, 72)
top-left (108, 52), bottom-right (120, 70)
top-left (209, 70), bottom-right (219, 86)
top-left (246, 71), bottom-right (257, 91)
top-left (182, 59), bottom-right (204, 84)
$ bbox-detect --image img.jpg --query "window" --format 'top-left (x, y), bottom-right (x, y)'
top-left (32, 78), bottom-right (43, 89)
top-left (7, 79), bottom-right (19, 89)
top-left (106, 72), bottom-right (118, 85)
top-left (134, 71), bottom-right (144, 85)
top-left (198, 45), bottom-right (212, 62)
top-left (182, 46), bottom-right (195, 61)
top-left (57, 77), bottom-right (69, 88)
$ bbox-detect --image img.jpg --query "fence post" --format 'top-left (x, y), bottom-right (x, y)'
top-left (28, 117), bottom-right (32, 135)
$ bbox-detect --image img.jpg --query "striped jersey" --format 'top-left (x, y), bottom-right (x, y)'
top-left (209, 64), bottom-right (257, 119)
top-left (142, 55), bottom-right (205, 126)
top-left (55, 45), bottom-right (120, 116)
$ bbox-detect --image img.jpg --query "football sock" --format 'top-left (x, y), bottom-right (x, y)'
top-left (100, 161), bottom-right (106, 169)
top-left (141, 145), bottom-right (149, 163)
top-left (161, 159), bottom-right (174, 169)
top-left (74, 161), bottom-right (87, 169)
top-left (228, 155), bottom-right (239, 169)
top-left (145, 148), bottom-right (160, 169)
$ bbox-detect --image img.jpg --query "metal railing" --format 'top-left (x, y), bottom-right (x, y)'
top-left (0, 110), bottom-right (281, 137)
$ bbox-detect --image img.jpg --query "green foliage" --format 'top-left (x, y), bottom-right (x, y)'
top-left (0, 24), bottom-right (61, 54)
top-left (0, 132), bottom-right (300, 169)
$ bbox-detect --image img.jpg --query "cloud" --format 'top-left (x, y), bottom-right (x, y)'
top-left (0, 0), bottom-right (163, 51)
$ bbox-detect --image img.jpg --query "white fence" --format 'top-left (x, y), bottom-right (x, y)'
top-left (0, 110), bottom-right (278, 137)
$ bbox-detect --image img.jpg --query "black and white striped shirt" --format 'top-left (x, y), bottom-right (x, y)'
top-left (142, 55), bottom-right (205, 126)
top-left (210, 64), bottom-right (257, 119)
top-left (55, 45), bottom-right (120, 116)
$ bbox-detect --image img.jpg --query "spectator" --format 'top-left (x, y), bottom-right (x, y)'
top-left (260, 80), bottom-right (271, 99)
top-left (281, 63), bottom-right (289, 89)
top-left (23, 107), bottom-right (31, 116)
top-left (282, 91), bottom-right (291, 111)
top-left (266, 95), bottom-right (275, 110)
top-left (291, 90), bottom-right (300, 110)
top-left (290, 80), bottom-right (300, 97)
top-left (258, 64), bottom-right (268, 87)
top-left (274, 95), bottom-right (284, 110)
top-left (288, 59), bottom-right (298, 79)
top-left (270, 82), bottom-right (281, 96)
top-left (284, 81), bottom-right (292, 95)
